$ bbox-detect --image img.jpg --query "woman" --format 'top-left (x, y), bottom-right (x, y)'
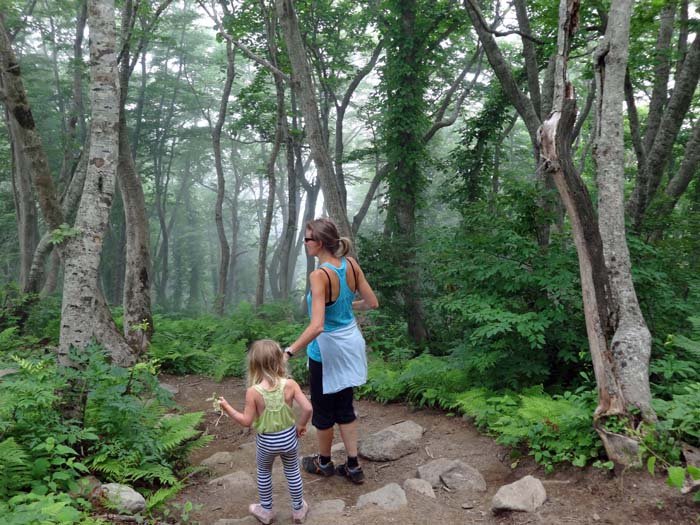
top-left (284, 217), bottom-right (378, 484)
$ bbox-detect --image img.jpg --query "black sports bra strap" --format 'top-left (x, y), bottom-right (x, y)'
top-left (347, 258), bottom-right (359, 293)
top-left (319, 267), bottom-right (332, 303)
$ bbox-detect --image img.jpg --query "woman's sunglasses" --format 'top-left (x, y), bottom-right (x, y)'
top-left (304, 237), bottom-right (315, 243)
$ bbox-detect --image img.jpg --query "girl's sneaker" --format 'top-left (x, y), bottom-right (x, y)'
top-left (292, 500), bottom-right (309, 524)
top-left (249, 503), bottom-right (275, 524)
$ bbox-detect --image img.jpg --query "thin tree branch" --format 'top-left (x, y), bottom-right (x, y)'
top-left (464, 0), bottom-right (543, 44)
top-left (572, 78), bottom-right (595, 145)
top-left (198, 0), bottom-right (291, 83)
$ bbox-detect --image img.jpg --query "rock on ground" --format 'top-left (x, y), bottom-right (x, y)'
top-left (417, 458), bottom-right (486, 492)
top-left (491, 475), bottom-right (547, 513)
top-left (101, 483), bottom-right (146, 514)
top-left (201, 451), bottom-right (237, 467)
top-left (359, 420), bottom-right (424, 461)
top-left (403, 478), bottom-right (436, 498)
top-left (440, 460), bottom-right (487, 491)
top-left (356, 483), bottom-right (408, 511)
top-left (208, 471), bottom-right (256, 494)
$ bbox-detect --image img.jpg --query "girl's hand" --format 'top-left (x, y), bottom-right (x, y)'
top-left (296, 424), bottom-right (307, 438)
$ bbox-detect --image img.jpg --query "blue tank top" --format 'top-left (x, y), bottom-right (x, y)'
top-left (306, 257), bottom-right (356, 362)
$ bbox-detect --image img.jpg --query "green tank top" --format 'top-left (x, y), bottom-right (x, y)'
top-left (252, 379), bottom-right (295, 434)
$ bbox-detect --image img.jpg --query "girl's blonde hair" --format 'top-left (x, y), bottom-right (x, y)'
top-left (247, 339), bottom-right (287, 387)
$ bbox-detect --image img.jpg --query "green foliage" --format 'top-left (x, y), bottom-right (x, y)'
top-left (359, 355), bottom-right (602, 472)
top-left (0, 438), bottom-right (31, 499)
top-left (150, 301), bottom-right (305, 381)
top-left (653, 383), bottom-right (700, 447)
top-left (0, 492), bottom-right (93, 525)
top-left (0, 344), bottom-right (209, 518)
top-left (48, 224), bottom-right (81, 246)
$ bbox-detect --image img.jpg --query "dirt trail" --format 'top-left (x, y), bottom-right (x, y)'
top-left (165, 374), bottom-right (698, 525)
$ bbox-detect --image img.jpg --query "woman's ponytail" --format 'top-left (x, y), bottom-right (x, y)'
top-left (336, 237), bottom-right (352, 257)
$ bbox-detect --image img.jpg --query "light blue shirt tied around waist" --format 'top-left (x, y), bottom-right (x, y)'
top-left (315, 319), bottom-right (367, 394)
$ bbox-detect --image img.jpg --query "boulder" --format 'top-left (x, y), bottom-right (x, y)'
top-left (208, 471), bottom-right (256, 495)
top-left (359, 420), bottom-right (424, 461)
top-left (417, 458), bottom-right (458, 487)
top-left (403, 478), bottom-right (436, 498)
top-left (440, 461), bottom-right (487, 492)
top-left (491, 475), bottom-right (547, 513)
top-left (356, 483), bottom-right (407, 511)
top-left (101, 483), bottom-right (146, 514)
top-left (201, 451), bottom-right (237, 468)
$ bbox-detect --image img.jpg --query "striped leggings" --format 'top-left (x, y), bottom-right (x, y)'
top-left (255, 425), bottom-right (304, 511)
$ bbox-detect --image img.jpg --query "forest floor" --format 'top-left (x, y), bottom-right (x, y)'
top-left (165, 374), bottom-right (699, 525)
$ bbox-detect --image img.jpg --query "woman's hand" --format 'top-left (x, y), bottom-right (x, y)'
top-left (296, 424), bottom-right (307, 438)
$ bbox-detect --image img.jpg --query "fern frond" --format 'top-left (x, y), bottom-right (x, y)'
top-left (0, 437), bottom-right (31, 497)
top-left (146, 483), bottom-right (183, 511)
top-left (156, 412), bottom-right (205, 453)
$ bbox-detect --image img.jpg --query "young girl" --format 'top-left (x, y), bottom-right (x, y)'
top-left (219, 339), bottom-right (312, 525)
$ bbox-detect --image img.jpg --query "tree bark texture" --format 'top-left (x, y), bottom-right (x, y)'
top-left (540, 0), bottom-right (654, 465)
top-left (213, 40), bottom-right (235, 315)
top-left (275, 0), bottom-right (352, 239)
top-left (594, 0), bottom-right (654, 425)
top-left (7, 110), bottom-right (39, 290)
top-left (540, 0), bottom-right (623, 421)
top-left (60, 0), bottom-right (135, 367)
top-left (26, 143), bottom-right (89, 294)
top-left (116, 0), bottom-right (154, 352)
top-left (255, 84), bottom-right (284, 308)
top-left (0, 16), bottom-right (64, 233)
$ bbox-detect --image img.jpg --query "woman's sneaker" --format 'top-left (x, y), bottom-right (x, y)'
top-left (292, 500), bottom-right (309, 524)
top-left (302, 454), bottom-right (335, 476)
top-left (337, 463), bottom-right (365, 484)
top-left (249, 503), bottom-right (275, 524)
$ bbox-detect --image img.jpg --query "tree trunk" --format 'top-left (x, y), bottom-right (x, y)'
top-left (213, 40), bottom-right (235, 315)
top-left (26, 143), bottom-right (89, 294)
top-left (382, 0), bottom-right (430, 343)
top-left (226, 157), bottom-right (243, 306)
top-left (255, 89), bottom-right (284, 308)
top-left (464, 0), bottom-right (556, 246)
top-left (60, 0), bottom-right (135, 366)
top-left (115, 0), bottom-right (155, 353)
top-left (594, 0), bottom-right (654, 438)
top-left (541, 0), bottom-right (654, 465)
top-left (7, 111), bottom-right (39, 290)
top-left (0, 17), bottom-right (64, 234)
top-left (275, 0), bottom-right (351, 238)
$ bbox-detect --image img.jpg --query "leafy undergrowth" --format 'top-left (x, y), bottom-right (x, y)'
top-left (149, 301), bottom-right (308, 383)
top-left (357, 354), bottom-right (604, 473)
top-left (0, 345), bottom-right (210, 524)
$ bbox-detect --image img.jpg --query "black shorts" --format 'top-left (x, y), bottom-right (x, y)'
top-left (308, 358), bottom-right (356, 430)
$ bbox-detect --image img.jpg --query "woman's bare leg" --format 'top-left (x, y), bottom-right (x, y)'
top-left (317, 427), bottom-right (334, 457)
top-left (338, 420), bottom-right (358, 457)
